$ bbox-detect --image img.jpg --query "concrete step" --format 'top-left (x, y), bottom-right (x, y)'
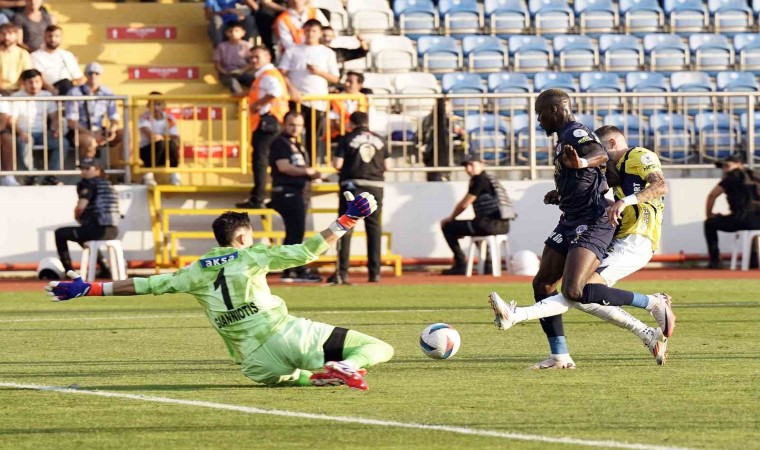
top-left (59, 22), bottom-right (208, 46)
top-left (69, 42), bottom-right (212, 65)
top-left (48, 2), bottom-right (205, 25)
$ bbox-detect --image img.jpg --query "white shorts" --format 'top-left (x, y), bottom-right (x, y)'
top-left (597, 234), bottom-right (654, 287)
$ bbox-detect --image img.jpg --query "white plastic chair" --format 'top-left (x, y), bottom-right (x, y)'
top-left (465, 234), bottom-right (510, 277)
top-left (729, 230), bottom-right (760, 271)
top-left (80, 240), bottom-right (128, 282)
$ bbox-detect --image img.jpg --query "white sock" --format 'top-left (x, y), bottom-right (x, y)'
top-left (574, 303), bottom-right (651, 340)
top-left (514, 293), bottom-right (574, 323)
top-left (551, 353), bottom-right (573, 362)
top-left (644, 295), bottom-right (658, 311)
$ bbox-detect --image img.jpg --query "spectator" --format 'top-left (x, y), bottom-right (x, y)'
top-left (0, 22), bottom-right (31, 94)
top-left (54, 157), bottom-right (120, 279)
top-left (8, 68), bottom-right (60, 185)
top-left (273, 0), bottom-right (327, 55)
top-left (213, 21), bottom-right (254, 96)
top-left (138, 92), bottom-right (181, 186)
top-left (204, 0), bottom-right (259, 48)
top-left (65, 62), bottom-right (122, 160)
top-left (321, 26), bottom-right (369, 65)
top-left (278, 19), bottom-right (338, 164)
top-left (705, 153), bottom-right (760, 269)
top-left (0, 100), bottom-right (16, 185)
top-left (269, 111), bottom-right (323, 282)
top-left (420, 98), bottom-right (461, 181)
top-left (31, 25), bottom-right (84, 95)
top-left (13, 0), bottom-right (54, 52)
top-left (331, 111), bottom-right (389, 284)
top-left (235, 45), bottom-right (289, 209)
top-left (250, 0), bottom-right (286, 54)
top-left (0, 0), bottom-right (26, 22)
top-left (440, 156), bottom-right (515, 275)
top-left (328, 71), bottom-right (367, 140)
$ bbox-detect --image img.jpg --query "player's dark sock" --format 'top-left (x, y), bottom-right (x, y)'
top-left (582, 284), bottom-right (649, 309)
top-left (536, 292), bottom-right (567, 354)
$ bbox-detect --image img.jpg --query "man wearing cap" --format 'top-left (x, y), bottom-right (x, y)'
top-left (439, 156), bottom-right (514, 275)
top-left (54, 157), bottom-right (121, 279)
top-left (65, 62), bottom-right (122, 161)
top-left (705, 153), bottom-right (760, 269)
top-left (31, 25), bottom-right (85, 95)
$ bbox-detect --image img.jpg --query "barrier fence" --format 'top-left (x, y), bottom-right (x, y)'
top-left (0, 91), bottom-right (756, 183)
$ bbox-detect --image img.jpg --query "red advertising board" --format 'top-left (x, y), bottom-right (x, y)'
top-left (128, 66), bottom-right (199, 80)
top-left (167, 106), bottom-right (223, 121)
top-left (107, 26), bottom-right (177, 40)
top-left (183, 144), bottom-right (241, 159)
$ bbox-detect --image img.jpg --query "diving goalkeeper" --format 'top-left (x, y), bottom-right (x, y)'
top-left (45, 192), bottom-right (393, 391)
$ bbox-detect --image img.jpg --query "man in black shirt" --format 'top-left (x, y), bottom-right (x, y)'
top-left (487, 89), bottom-right (676, 369)
top-left (705, 152), bottom-right (760, 269)
top-left (268, 111), bottom-right (323, 282)
top-left (321, 26), bottom-right (369, 65)
top-left (331, 112), bottom-right (389, 283)
top-left (440, 156), bottom-right (512, 275)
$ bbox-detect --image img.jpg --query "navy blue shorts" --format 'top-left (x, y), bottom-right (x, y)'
top-left (544, 216), bottom-right (616, 262)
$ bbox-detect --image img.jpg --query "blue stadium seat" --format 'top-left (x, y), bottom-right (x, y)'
top-left (439, 0), bottom-right (483, 37)
top-left (580, 72), bottom-right (623, 115)
top-left (418, 36), bottom-right (462, 73)
top-left (663, 0), bottom-right (708, 34)
top-left (649, 113), bottom-right (696, 162)
top-left (575, 113), bottom-right (599, 130)
top-left (394, 0), bottom-right (438, 37)
top-left (485, 0), bottom-right (530, 36)
top-left (553, 35), bottom-right (598, 71)
top-left (734, 33), bottom-right (760, 71)
top-left (508, 35), bottom-right (552, 72)
top-left (717, 71), bottom-right (759, 112)
top-left (602, 113), bottom-right (647, 147)
top-left (670, 71), bottom-right (714, 113)
top-left (753, 0), bottom-right (760, 22)
top-left (487, 72), bottom-right (531, 114)
top-left (529, 0), bottom-right (574, 37)
top-left (462, 35), bottom-right (507, 72)
top-left (534, 72), bottom-right (576, 92)
top-left (574, 0), bottom-right (618, 36)
top-left (689, 34), bottom-right (734, 75)
top-left (512, 113), bottom-right (553, 163)
top-left (599, 34), bottom-right (643, 71)
top-left (694, 112), bottom-right (742, 160)
top-left (643, 33), bottom-right (689, 71)
top-left (465, 113), bottom-right (511, 163)
top-left (619, 0), bottom-right (664, 36)
top-left (626, 71), bottom-right (670, 116)
top-left (442, 72), bottom-right (485, 113)
top-left (709, 0), bottom-right (753, 34)
top-left (739, 111), bottom-right (760, 158)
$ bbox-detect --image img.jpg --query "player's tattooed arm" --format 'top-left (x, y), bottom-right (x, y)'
top-left (560, 143), bottom-right (608, 169)
top-left (635, 171), bottom-right (668, 203)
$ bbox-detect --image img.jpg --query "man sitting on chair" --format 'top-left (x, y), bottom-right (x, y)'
top-left (440, 156), bottom-right (515, 275)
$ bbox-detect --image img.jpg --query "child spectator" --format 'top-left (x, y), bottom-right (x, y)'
top-left (213, 21), bottom-right (254, 96)
top-left (204, 0), bottom-right (259, 48)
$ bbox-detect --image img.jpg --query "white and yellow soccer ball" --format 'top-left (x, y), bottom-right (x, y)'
top-left (419, 323), bottom-right (461, 359)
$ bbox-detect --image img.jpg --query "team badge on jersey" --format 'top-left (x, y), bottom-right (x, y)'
top-left (573, 129), bottom-right (588, 138)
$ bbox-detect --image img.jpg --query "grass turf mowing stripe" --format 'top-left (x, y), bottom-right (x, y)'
top-left (0, 382), bottom-right (692, 450)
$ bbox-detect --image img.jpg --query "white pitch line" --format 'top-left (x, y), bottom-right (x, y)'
top-left (0, 382), bottom-right (691, 450)
top-left (0, 313), bottom-right (202, 324)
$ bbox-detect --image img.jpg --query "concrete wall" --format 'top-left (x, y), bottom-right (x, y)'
top-left (0, 179), bottom-right (731, 264)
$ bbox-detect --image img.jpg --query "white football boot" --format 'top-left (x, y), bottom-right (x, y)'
top-left (488, 292), bottom-right (517, 330)
top-left (528, 355), bottom-right (577, 370)
top-left (643, 327), bottom-right (668, 366)
top-left (649, 293), bottom-right (676, 338)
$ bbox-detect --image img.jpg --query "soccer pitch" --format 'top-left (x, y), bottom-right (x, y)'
top-left (0, 279), bottom-right (758, 450)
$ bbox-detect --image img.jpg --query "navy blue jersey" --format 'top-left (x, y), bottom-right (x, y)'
top-left (553, 121), bottom-right (608, 225)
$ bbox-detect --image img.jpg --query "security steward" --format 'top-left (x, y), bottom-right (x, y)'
top-left (705, 152), bottom-right (760, 268)
top-left (269, 111), bottom-right (323, 282)
top-left (54, 158), bottom-right (120, 279)
top-left (236, 46), bottom-right (290, 209)
top-left (331, 111), bottom-right (389, 283)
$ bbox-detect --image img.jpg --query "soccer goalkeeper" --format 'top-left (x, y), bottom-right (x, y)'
top-left (45, 192), bottom-right (394, 391)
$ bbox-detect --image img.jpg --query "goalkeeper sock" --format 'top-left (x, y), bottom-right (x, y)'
top-left (340, 330), bottom-right (394, 369)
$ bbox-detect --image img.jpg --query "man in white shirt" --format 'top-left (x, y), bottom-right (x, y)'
top-left (31, 25), bottom-right (84, 95)
top-left (8, 68), bottom-right (62, 185)
top-left (137, 91), bottom-right (181, 186)
top-left (274, 0), bottom-right (328, 56)
top-left (278, 19), bottom-right (338, 164)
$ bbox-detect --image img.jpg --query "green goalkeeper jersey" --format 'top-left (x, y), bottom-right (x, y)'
top-left (142, 234), bottom-right (329, 363)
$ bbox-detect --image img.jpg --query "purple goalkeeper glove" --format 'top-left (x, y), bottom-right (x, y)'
top-left (344, 192), bottom-right (377, 219)
top-left (44, 270), bottom-right (104, 301)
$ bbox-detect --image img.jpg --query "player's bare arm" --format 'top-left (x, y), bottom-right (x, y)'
top-left (608, 171), bottom-right (668, 226)
top-left (560, 143), bottom-right (608, 169)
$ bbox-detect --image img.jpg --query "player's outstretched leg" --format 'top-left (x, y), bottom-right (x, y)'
top-left (310, 330), bottom-right (394, 390)
top-left (580, 285), bottom-right (676, 337)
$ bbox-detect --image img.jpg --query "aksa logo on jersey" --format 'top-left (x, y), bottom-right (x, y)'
top-left (199, 251), bottom-right (239, 268)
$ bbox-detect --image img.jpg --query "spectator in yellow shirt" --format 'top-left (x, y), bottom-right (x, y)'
top-left (0, 22), bottom-right (31, 94)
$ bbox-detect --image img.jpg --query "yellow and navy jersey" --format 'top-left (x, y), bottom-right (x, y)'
top-left (612, 147), bottom-right (665, 251)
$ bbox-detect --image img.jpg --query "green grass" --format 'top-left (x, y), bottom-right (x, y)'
top-left (0, 279), bottom-right (758, 450)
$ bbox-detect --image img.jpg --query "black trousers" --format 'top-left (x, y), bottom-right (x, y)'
top-left (337, 185), bottom-right (383, 279)
top-left (270, 188), bottom-right (309, 272)
top-left (250, 126), bottom-right (279, 205)
top-left (139, 141), bottom-right (178, 168)
top-left (441, 217), bottom-right (510, 266)
top-left (704, 213), bottom-right (760, 266)
top-left (55, 224), bottom-right (119, 272)
top-left (290, 102), bottom-right (325, 164)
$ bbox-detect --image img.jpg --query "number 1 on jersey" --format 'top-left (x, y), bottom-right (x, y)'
top-left (213, 268), bottom-right (234, 310)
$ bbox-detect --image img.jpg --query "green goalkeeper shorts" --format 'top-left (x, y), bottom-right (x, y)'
top-left (240, 315), bottom-right (336, 385)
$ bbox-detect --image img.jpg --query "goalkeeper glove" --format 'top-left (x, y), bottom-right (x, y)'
top-left (45, 270), bottom-right (108, 302)
top-left (329, 192), bottom-right (378, 237)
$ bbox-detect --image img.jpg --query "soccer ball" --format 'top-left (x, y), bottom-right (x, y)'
top-left (419, 323), bottom-right (461, 359)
